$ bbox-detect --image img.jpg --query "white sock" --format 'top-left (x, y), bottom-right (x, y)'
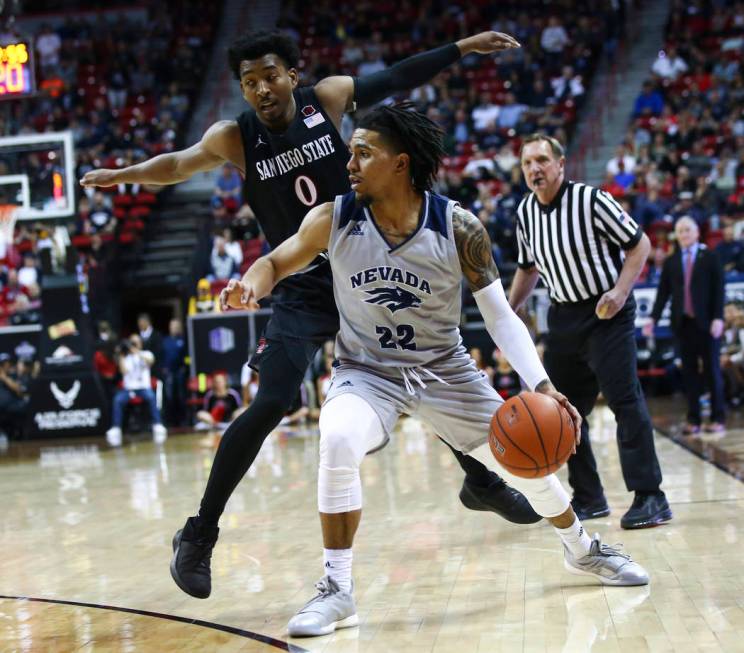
top-left (323, 548), bottom-right (353, 592)
top-left (554, 518), bottom-right (592, 559)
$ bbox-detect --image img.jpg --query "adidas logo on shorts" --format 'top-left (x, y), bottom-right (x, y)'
top-left (338, 380), bottom-right (354, 387)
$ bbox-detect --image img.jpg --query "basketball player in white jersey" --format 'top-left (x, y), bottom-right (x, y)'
top-left (222, 104), bottom-right (649, 637)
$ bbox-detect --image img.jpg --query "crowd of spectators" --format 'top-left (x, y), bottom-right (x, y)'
top-left (3, 2), bottom-right (217, 167)
top-left (0, 351), bottom-right (37, 446)
top-left (0, 256), bottom-right (42, 326)
top-left (601, 1), bottom-right (744, 283)
top-left (722, 301), bottom-right (744, 405)
top-left (0, 1), bottom-right (219, 326)
top-left (596, 1), bottom-right (744, 418)
top-left (276, 0), bottom-right (625, 278)
top-left (195, 0), bottom-right (627, 302)
top-left (2, 0), bottom-right (741, 443)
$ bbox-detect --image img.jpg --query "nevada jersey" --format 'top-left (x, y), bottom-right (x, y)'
top-left (236, 86), bottom-right (349, 340)
top-left (329, 190), bottom-right (468, 370)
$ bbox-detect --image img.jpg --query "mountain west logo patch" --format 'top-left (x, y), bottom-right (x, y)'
top-left (301, 105), bottom-right (325, 128)
top-left (364, 285), bottom-right (422, 313)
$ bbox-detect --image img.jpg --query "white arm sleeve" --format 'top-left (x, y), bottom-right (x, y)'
top-left (473, 279), bottom-right (549, 391)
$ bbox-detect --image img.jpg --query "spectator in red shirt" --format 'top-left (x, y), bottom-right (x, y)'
top-left (94, 321), bottom-right (119, 401)
top-left (600, 172), bottom-right (626, 198)
top-left (196, 373), bottom-right (243, 431)
top-left (0, 269), bottom-right (26, 315)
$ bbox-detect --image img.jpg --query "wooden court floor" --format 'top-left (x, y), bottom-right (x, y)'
top-left (2, 402), bottom-right (744, 652)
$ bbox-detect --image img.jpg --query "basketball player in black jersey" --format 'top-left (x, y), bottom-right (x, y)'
top-left (81, 29), bottom-right (539, 601)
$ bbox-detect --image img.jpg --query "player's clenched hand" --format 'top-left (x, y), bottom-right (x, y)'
top-left (80, 169), bottom-right (120, 188)
top-left (535, 381), bottom-right (582, 453)
top-left (458, 31), bottom-right (521, 55)
top-left (220, 279), bottom-right (259, 311)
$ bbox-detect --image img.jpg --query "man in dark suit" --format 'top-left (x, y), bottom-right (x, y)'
top-left (137, 313), bottom-right (163, 372)
top-left (644, 216), bottom-right (726, 433)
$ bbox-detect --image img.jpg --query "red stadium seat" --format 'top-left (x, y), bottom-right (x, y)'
top-left (705, 229), bottom-right (723, 250)
top-left (129, 206), bottom-right (152, 219)
top-left (113, 194), bottom-right (134, 208)
top-left (210, 279), bottom-right (228, 297)
top-left (72, 235), bottom-right (92, 250)
top-left (118, 232), bottom-right (136, 245)
top-left (134, 192), bottom-right (157, 205)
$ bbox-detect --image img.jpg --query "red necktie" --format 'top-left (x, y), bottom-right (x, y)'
top-left (683, 248), bottom-right (695, 317)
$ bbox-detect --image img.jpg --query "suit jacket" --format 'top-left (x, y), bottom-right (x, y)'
top-left (140, 329), bottom-right (163, 371)
top-left (651, 244), bottom-right (724, 333)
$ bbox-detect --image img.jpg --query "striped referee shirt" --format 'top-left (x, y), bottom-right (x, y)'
top-left (516, 180), bottom-right (642, 303)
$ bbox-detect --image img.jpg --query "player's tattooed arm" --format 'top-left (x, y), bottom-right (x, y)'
top-left (452, 205), bottom-right (500, 292)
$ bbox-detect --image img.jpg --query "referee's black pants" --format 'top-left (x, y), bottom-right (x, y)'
top-left (543, 295), bottom-right (663, 504)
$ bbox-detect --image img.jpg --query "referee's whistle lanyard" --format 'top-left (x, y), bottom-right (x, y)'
top-left (400, 366), bottom-right (449, 396)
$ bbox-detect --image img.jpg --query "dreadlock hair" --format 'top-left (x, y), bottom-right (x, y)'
top-left (356, 102), bottom-right (446, 193)
top-left (227, 30), bottom-right (301, 80)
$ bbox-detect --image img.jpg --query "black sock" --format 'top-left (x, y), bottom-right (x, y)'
top-left (196, 343), bottom-right (308, 526)
top-left (440, 438), bottom-right (496, 487)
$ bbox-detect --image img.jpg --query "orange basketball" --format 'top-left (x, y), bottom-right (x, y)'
top-left (489, 392), bottom-right (575, 478)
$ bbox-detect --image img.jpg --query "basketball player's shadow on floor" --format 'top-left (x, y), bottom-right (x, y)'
top-left (561, 585), bottom-right (650, 652)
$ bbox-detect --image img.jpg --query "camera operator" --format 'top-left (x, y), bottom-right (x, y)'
top-left (105, 334), bottom-right (167, 447)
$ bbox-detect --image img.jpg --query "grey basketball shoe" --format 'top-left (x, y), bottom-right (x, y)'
top-left (287, 576), bottom-right (358, 637)
top-left (564, 534), bottom-right (649, 586)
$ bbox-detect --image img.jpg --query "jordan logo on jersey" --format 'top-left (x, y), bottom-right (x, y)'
top-left (364, 286), bottom-right (422, 313)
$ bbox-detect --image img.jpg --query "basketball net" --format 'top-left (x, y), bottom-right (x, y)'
top-left (0, 204), bottom-right (18, 262)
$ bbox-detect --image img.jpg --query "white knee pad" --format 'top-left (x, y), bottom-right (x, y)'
top-left (469, 443), bottom-right (570, 518)
top-left (317, 394), bottom-right (386, 514)
top-left (318, 465), bottom-right (362, 514)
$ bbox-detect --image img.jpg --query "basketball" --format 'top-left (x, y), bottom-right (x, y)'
top-left (489, 392), bottom-right (575, 478)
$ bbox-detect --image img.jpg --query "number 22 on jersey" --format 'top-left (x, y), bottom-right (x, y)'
top-left (375, 324), bottom-right (417, 350)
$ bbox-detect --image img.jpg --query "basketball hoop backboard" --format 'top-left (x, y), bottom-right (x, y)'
top-left (0, 131), bottom-right (75, 221)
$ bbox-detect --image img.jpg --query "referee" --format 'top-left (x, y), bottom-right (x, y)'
top-left (508, 134), bottom-right (672, 529)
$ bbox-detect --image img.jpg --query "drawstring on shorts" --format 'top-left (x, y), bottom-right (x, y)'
top-left (400, 366), bottom-right (449, 395)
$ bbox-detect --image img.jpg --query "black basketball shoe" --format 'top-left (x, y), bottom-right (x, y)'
top-left (570, 496), bottom-right (611, 521)
top-left (620, 491), bottom-right (672, 529)
top-left (170, 516), bottom-right (219, 599)
top-left (459, 471), bottom-right (542, 524)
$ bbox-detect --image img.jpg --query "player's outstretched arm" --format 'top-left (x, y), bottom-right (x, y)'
top-left (221, 202), bottom-right (333, 311)
top-left (314, 31), bottom-right (520, 121)
top-left (80, 120), bottom-right (243, 188)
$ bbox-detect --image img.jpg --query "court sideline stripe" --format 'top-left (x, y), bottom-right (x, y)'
top-left (654, 427), bottom-right (744, 484)
top-left (0, 595), bottom-right (310, 652)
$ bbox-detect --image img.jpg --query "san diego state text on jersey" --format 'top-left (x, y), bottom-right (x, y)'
top-left (255, 134), bottom-right (337, 181)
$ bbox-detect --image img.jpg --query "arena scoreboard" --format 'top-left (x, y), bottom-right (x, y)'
top-left (0, 40), bottom-right (35, 99)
